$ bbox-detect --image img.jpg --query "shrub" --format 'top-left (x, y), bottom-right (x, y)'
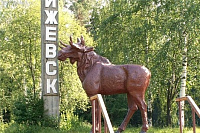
top-left (59, 110), bottom-right (91, 131)
top-left (11, 90), bottom-right (44, 125)
top-left (41, 116), bottom-right (59, 128)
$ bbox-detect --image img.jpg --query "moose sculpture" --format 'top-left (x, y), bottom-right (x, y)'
top-left (58, 36), bottom-right (151, 133)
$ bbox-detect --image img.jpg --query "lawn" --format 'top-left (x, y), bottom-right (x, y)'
top-left (1, 122), bottom-right (199, 133)
top-left (124, 127), bottom-right (199, 133)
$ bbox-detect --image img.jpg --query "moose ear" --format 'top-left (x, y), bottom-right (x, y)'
top-left (84, 46), bottom-right (94, 53)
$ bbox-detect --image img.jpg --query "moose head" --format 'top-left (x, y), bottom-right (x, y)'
top-left (58, 36), bottom-right (94, 64)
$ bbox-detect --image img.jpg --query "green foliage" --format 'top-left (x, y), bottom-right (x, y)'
top-left (59, 110), bottom-right (91, 131)
top-left (64, 0), bottom-right (105, 27)
top-left (0, 122), bottom-right (9, 133)
top-left (41, 116), bottom-right (59, 129)
top-left (11, 89), bottom-right (44, 126)
top-left (2, 123), bottom-right (63, 133)
top-left (11, 89), bottom-right (59, 128)
top-left (0, 0), bottom-right (41, 124)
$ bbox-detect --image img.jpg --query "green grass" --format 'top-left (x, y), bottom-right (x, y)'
top-left (0, 122), bottom-right (91, 133)
top-left (124, 127), bottom-right (200, 133)
top-left (1, 122), bottom-right (200, 133)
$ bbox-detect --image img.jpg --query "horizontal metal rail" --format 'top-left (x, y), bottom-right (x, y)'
top-left (176, 96), bottom-right (200, 133)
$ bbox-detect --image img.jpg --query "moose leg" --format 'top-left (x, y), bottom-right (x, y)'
top-left (116, 94), bottom-right (138, 133)
top-left (133, 95), bottom-right (149, 133)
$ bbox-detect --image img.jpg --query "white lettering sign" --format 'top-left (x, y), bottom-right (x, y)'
top-left (46, 44), bottom-right (56, 58)
top-left (43, 0), bottom-right (58, 95)
top-left (45, 0), bottom-right (56, 8)
top-left (46, 27), bottom-right (56, 41)
top-left (46, 61), bottom-right (57, 75)
top-left (47, 79), bottom-right (57, 93)
top-left (45, 10), bottom-right (58, 24)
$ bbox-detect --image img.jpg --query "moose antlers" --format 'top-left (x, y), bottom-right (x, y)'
top-left (60, 36), bottom-right (85, 48)
top-left (59, 36), bottom-right (84, 48)
top-left (76, 36), bottom-right (85, 46)
top-left (69, 36), bottom-right (85, 47)
top-left (59, 36), bottom-right (93, 52)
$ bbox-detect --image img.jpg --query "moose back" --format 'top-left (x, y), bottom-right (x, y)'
top-left (58, 36), bottom-right (151, 133)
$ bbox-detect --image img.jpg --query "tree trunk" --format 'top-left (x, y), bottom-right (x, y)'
top-left (167, 91), bottom-right (171, 126)
top-left (179, 34), bottom-right (188, 130)
top-left (145, 26), bottom-right (152, 127)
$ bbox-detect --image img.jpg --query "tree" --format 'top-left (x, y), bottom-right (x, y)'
top-left (0, 0), bottom-right (41, 123)
top-left (63, 0), bottom-right (105, 29)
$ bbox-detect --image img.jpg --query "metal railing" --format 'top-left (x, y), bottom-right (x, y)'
top-left (176, 96), bottom-right (200, 133)
top-left (90, 94), bottom-right (114, 133)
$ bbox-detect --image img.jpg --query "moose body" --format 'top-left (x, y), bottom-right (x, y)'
top-left (83, 63), bottom-right (150, 96)
top-left (58, 36), bottom-right (151, 133)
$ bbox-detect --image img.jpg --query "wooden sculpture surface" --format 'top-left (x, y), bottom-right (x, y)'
top-left (58, 36), bottom-right (151, 133)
